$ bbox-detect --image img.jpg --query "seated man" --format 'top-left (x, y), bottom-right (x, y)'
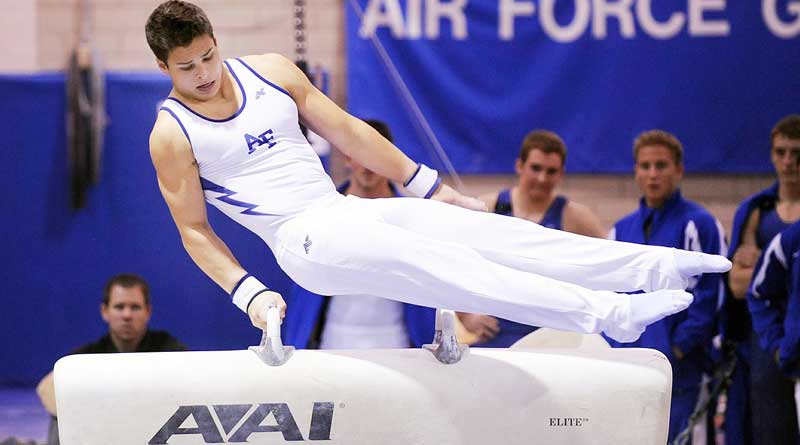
top-left (36, 274), bottom-right (187, 443)
top-left (282, 119), bottom-right (435, 349)
top-left (459, 130), bottom-right (606, 346)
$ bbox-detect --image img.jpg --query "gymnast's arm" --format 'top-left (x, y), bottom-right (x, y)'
top-left (149, 112), bottom-right (285, 327)
top-left (243, 53), bottom-right (486, 211)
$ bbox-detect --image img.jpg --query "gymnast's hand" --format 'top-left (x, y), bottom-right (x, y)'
top-left (247, 290), bottom-right (287, 330)
top-left (430, 183), bottom-right (488, 212)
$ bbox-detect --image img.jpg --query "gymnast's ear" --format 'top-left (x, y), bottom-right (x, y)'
top-left (157, 59), bottom-right (169, 75)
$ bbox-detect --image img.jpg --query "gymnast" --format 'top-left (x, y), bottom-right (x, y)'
top-left (145, 0), bottom-right (731, 344)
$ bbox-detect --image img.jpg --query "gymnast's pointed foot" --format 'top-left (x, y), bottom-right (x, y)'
top-left (674, 250), bottom-right (731, 280)
top-left (604, 289), bottom-right (693, 343)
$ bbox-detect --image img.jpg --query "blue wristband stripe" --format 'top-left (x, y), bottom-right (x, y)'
top-left (246, 289), bottom-right (271, 313)
top-left (403, 163), bottom-right (422, 187)
top-left (230, 273), bottom-right (253, 298)
top-left (424, 177), bottom-right (442, 199)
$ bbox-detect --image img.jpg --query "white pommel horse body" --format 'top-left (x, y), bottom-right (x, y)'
top-left (54, 308), bottom-right (672, 444)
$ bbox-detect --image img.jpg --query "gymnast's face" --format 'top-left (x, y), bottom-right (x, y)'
top-left (158, 34), bottom-right (223, 101)
top-left (635, 144), bottom-right (684, 208)
top-left (516, 149), bottom-right (564, 202)
top-left (101, 285), bottom-right (152, 345)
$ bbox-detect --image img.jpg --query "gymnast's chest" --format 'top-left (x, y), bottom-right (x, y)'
top-left (189, 99), bottom-right (303, 175)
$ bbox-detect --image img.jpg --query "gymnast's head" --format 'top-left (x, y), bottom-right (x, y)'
top-left (146, 1), bottom-right (222, 100)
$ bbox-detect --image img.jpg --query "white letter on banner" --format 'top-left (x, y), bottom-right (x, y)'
top-left (592, 0), bottom-right (635, 39)
top-left (763, 0), bottom-right (800, 38)
top-left (426, 0), bottom-right (469, 39)
top-left (359, 0), bottom-right (406, 38)
top-left (499, 0), bottom-right (536, 40)
top-left (540, 0), bottom-right (591, 42)
top-left (407, 0), bottom-right (423, 38)
top-left (688, 0), bottom-right (730, 36)
top-left (636, 0), bottom-right (685, 39)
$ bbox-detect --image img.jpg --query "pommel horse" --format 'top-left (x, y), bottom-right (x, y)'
top-left (55, 308), bottom-right (672, 444)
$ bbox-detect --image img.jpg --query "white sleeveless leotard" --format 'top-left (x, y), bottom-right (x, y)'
top-left (159, 57), bottom-right (339, 247)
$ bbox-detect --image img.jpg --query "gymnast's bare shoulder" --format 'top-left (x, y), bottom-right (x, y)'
top-left (239, 53), bottom-right (307, 98)
top-left (150, 109), bottom-right (192, 159)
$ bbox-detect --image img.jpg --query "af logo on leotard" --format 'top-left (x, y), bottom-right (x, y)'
top-left (244, 128), bottom-right (277, 154)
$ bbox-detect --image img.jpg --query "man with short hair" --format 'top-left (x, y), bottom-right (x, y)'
top-left (87, 274), bottom-right (185, 353)
top-left (459, 130), bottom-right (605, 346)
top-left (36, 274), bottom-right (187, 443)
top-left (723, 115), bottom-right (800, 444)
top-left (483, 130), bottom-right (604, 236)
top-left (143, 0), bottom-right (730, 348)
top-left (608, 129), bottom-right (727, 444)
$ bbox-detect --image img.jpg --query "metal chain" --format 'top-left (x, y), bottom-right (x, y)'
top-left (293, 0), bottom-right (306, 62)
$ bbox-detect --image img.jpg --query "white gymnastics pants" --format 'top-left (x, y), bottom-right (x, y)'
top-left (273, 195), bottom-right (686, 337)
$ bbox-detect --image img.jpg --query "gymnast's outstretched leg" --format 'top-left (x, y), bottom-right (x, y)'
top-left (274, 206), bottom-right (694, 343)
top-left (358, 196), bottom-right (730, 293)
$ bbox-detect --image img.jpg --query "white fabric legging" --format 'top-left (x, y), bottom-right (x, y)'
top-left (273, 195), bottom-right (686, 336)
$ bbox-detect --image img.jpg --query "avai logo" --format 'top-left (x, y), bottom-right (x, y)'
top-left (149, 402), bottom-right (335, 443)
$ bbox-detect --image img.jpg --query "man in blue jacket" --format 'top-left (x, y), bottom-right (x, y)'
top-left (608, 129), bottom-right (726, 444)
top-left (748, 221), bottom-right (800, 444)
top-left (749, 221), bottom-right (800, 382)
top-left (280, 119), bottom-right (435, 349)
top-left (722, 114), bottom-right (800, 445)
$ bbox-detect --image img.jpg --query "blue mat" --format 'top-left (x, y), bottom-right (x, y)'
top-left (0, 387), bottom-right (49, 444)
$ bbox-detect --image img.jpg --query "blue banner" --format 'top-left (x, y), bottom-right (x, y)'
top-left (346, 0), bottom-right (800, 173)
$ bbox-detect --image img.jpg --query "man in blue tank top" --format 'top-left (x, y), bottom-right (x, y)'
top-left (458, 130), bottom-right (605, 347)
top-left (608, 130), bottom-right (727, 444)
top-left (722, 115), bottom-right (800, 445)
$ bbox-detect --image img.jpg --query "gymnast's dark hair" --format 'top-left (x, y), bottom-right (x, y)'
top-left (103, 273), bottom-right (151, 306)
top-left (145, 0), bottom-right (215, 65)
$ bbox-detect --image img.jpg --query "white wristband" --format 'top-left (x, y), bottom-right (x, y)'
top-left (404, 163), bottom-right (441, 198)
top-left (230, 274), bottom-right (269, 313)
